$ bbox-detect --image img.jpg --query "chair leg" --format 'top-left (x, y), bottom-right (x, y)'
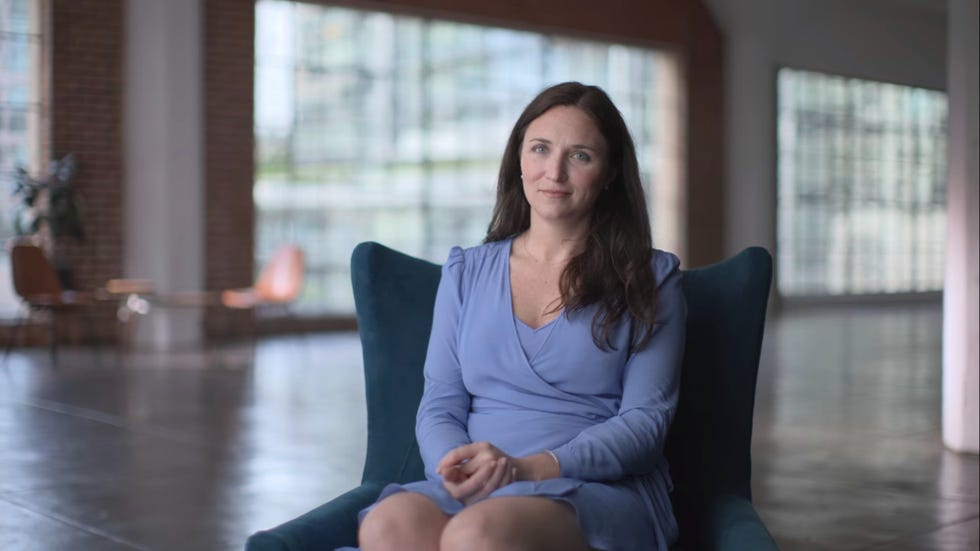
top-left (79, 307), bottom-right (103, 367)
top-left (48, 313), bottom-right (58, 367)
top-left (3, 317), bottom-right (23, 365)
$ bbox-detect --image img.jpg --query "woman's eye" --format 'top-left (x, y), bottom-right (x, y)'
top-left (572, 151), bottom-right (591, 162)
top-left (530, 144), bottom-right (547, 153)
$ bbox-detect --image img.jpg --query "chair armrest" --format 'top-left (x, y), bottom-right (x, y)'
top-left (700, 494), bottom-right (778, 551)
top-left (244, 482), bottom-right (385, 551)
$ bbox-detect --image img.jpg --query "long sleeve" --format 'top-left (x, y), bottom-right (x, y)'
top-left (551, 253), bottom-right (686, 481)
top-left (415, 247), bottom-right (472, 479)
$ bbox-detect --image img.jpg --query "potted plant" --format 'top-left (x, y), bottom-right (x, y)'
top-left (10, 153), bottom-right (85, 288)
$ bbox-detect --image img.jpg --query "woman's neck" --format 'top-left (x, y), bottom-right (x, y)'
top-left (519, 223), bottom-right (589, 265)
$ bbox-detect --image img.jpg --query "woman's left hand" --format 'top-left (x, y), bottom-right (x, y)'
top-left (437, 442), bottom-right (519, 503)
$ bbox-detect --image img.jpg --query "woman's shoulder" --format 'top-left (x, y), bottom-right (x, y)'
top-left (440, 239), bottom-right (510, 282)
top-left (649, 248), bottom-right (682, 285)
top-left (443, 239), bottom-right (510, 268)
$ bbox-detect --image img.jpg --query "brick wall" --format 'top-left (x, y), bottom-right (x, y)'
top-left (32, 0), bottom-right (724, 347)
top-left (49, 0), bottom-right (124, 343)
top-left (204, 0), bottom-right (256, 339)
top-left (41, 0), bottom-right (258, 344)
top-left (685, 0), bottom-right (726, 268)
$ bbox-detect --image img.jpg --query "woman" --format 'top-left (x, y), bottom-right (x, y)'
top-left (357, 82), bottom-right (686, 551)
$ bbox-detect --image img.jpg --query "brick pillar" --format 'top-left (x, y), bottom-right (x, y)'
top-left (50, 0), bottom-right (124, 342)
top-left (204, 0), bottom-right (256, 340)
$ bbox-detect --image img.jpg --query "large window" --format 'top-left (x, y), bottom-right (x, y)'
top-left (255, 0), bottom-right (677, 314)
top-left (0, 0), bottom-right (47, 316)
top-left (777, 69), bottom-right (947, 296)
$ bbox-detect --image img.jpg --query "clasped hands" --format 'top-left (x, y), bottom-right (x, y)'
top-left (436, 442), bottom-right (558, 505)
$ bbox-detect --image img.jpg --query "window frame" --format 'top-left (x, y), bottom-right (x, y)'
top-left (253, 0), bottom-right (684, 316)
top-left (774, 66), bottom-right (947, 301)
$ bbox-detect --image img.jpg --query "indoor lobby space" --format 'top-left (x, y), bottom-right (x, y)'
top-left (1, 302), bottom-right (977, 550)
top-left (1, 0), bottom-right (977, 549)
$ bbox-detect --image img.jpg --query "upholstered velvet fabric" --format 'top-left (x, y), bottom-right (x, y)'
top-left (245, 242), bottom-right (776, 551)
top-left (665, 246), bottom-right (775, 549)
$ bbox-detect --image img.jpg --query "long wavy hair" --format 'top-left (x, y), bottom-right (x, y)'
top-left (485, 82), bottom-right (659, 352)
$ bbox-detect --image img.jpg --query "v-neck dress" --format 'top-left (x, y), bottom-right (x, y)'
top-left (355, 238), bottom-right (686, 551)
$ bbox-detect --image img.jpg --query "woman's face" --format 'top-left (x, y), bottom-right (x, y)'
top-left (519, 105), bottom-right (608, 229)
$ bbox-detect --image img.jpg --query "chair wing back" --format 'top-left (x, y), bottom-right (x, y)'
top-left (256, 245), bottom-right (305, 303)
top-left (665, 247), bottom-right (772, 506)
top-left (10, 243), bottom-right (63, 298)
top-left (350, 242), bottom-right (439, 485)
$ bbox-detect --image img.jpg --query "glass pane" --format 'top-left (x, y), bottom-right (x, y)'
top-left (777, 68), bottom-right (947, 296)
top-left (255, 1), bottom-right (670, 314)
top-left (0, 0), bottom-right (44, 315)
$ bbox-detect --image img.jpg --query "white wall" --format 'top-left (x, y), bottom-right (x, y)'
top-left (706, 0), bottom-right (978, 454)
top-left (703, 0), bottom-right (946, 259)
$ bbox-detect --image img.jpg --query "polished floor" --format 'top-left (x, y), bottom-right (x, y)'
top-left (0, 301), bottom-right (977, 550)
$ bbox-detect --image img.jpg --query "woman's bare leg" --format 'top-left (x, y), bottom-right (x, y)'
top-left (359, 492), bottom-right (450, 551)
top-left (440, 496), bottom-right (591, 551)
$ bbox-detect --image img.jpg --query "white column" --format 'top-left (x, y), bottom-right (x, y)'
top-left (702, 0), bottom-right (780, 259)
top-left (123, 0), bottom-right (205, 350)
top-left (723, 33), bottom-right (776, 259)
top-left (942, 0), bottom-right (979, 454)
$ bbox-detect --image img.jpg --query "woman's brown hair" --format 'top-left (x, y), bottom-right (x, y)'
top-left (486, 82), bottom-right (659, 352)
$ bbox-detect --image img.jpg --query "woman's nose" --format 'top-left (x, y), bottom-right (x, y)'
top-left (545, 155), bottom-right (566, 182)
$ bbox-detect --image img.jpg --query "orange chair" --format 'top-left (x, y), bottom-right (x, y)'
top-left (221, 245), bottom-right (305, 312)
top-left (4, 241), bottom-right (94, 365)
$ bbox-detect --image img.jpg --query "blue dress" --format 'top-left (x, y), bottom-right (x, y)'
top-left (355, 238), bottom-right (686, 551)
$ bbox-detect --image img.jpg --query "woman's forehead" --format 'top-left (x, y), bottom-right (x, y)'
top-left (524, 106), bottom-right (605, 148)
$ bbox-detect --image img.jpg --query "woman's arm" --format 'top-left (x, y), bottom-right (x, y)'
top-left (550, 253), bottom-right (687, 481)
top-left (415, 248), bottom-right (473, 479)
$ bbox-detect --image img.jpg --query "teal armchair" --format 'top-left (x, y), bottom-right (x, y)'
top-left (245, 242), bottom-right (777, 550)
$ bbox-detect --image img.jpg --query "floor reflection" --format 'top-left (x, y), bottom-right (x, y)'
top-left (0, 302), bottom-right (976, 550)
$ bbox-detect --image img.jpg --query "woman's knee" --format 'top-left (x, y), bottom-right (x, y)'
top-left (440, 506), bottom-right (515, 551)
top-left (441, 497), bottom-right (589, 551)
top-left (359, 492), bottom-right (447, 551)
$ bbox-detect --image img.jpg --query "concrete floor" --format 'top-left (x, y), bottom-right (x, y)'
top-left (0, 301), bottom-right (976, 550)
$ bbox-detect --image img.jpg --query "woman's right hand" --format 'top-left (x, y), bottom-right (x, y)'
top-left (437, 442), bottom-right (518, 504)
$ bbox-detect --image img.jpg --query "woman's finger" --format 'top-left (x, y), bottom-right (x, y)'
top-left (459, 454), bottom-right (493, 476)
top-left (437, 443), bottom-right (479, 474)
top-left (443, 460), bottom-right (488, 500)
top-left (445, 457), bottom-right (495, 501)
top-left (441, 464), bottom-right (466, 484)
top-left (467, 458), bottom-right (509, 503)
